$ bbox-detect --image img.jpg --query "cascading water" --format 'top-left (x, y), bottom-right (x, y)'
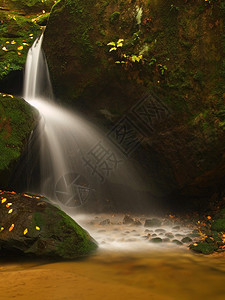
top-left (22, 33), bottom-right (150, 213)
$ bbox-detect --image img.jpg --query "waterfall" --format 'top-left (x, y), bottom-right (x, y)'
top-left (24, 33), bottom-right (53, 100)
top-left (22, 33), bottom-right (149, 212)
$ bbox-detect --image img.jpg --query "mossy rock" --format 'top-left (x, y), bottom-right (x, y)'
top-left (190, 241), bottom-right (218, 255)
top-left (211, 219), bottom-right (225, 232)
top-left (0, 94), bottom-right (38, 187)
top-left (0, 1), bottom-right (55, 83)
top-left (0, 191), bottom-right (97, 259)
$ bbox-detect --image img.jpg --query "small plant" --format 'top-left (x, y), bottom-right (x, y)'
top-left (107, 39), bottom-right (124, 52)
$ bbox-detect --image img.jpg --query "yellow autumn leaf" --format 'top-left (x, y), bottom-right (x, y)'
top-left (6, 41), bottom-right (9, 44)
top-left (24, 228), bottom-right (28, 235)
top-left (18, 52), bottom-right (21, 56)
top-left (1, 198), bottom-right (7, 203)
top-left (29, 33), bottom-right (33, 36)
top-left (11, 40), bottom-right (16, 44)
top-left (8, 209), bottom-right (13, 214)
top-left (2, 47), bottom-right (8, 51)
top-left (17, 45), bottom-right (23, 50)
top-left (36, 226), bottom-right (40, 231)
top-left (0, 227), bottom-right (4, 232)
top-left (6, 203), bottom-right (12, 208)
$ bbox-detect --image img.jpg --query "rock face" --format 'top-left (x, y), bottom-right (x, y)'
top-left (0, 94), bottom-right (38, 188)
top-left (43, 0), bottom-right (225, 210)
top-left (0, 191), bottom-right (98, 259)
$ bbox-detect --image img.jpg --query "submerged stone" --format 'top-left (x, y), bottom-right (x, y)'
top-left (172, 239), bottom-right (183, 246)
top-left (181, 237), bottom-right (192, 244)
top-left (0, 191), bottom-right (97, 259)
top-left (150, 237), bottom-right (162, 243)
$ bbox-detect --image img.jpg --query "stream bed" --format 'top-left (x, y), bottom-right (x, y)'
top-left (0, 214), bottom-right (225, 300)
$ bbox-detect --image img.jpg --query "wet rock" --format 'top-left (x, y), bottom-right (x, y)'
top-left (172, 240), bottom-right (183, 246)
top-left (0, 191), bottom-right (97, 259)
top-left (165, 232), bottom-right (174, 239)
top-left (133, 219), bottom-right (142, 226)
top-left (123, 215), bottom-right (141, 226)
top-left (99, 219), bottom-right (110, 225)
top-left (181, 237), bottom-right (192, 243)
top-left (123, 215), bottom-right (134, 225)
top-left (144, 218), bottom-right (162, 227)
top-left (175, 234), bottom-right (184, 238)
top-left (172, 225), bottom-right (181, 230)
top-left (150, 237), bottom-right (162, 243)
top-left (155, 229), bottom-right (166, 233)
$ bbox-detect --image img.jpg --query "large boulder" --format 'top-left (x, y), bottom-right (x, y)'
top-left (0, 191), bottom-right (97, 259)
top-left (0, 94), bottom-right (38, 188)
top-left (43, 0), bottom-right (225, 210)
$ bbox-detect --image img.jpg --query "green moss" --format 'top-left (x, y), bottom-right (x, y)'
top-left (190, 241), bottom-right (218, 255)
top-left (110, 11), bottom-right (120, 24)
top-left (211, 219), bottom-right (225, 232)
top-left (0, 94), bottom-right (37, 186)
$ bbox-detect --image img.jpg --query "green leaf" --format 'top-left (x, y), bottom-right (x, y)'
top-left (115, 61), bottom-right (121, 64)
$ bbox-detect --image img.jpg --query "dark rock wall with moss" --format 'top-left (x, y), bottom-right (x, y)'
top-left (0, 1), bottom-right (55, 189)
top-left (0, 94), bottom-right (38, 188)
top-left (43, 0), bottom-right (225, 209)
top-left (0, 0), bottom-right (55, 90)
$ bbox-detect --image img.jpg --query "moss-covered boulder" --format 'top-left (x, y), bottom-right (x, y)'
top-left (211, 218), bottom-right (225, 232)
top-left (190, 240), bottom-right (219, 255)
top-left (0, 94), bottom-right (38, 187)
top-left (43, 0), bottom-right (225, 209)
top-left (0, 191), bottom-right (97, 259)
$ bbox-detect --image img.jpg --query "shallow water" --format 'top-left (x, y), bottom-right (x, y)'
top-left (0, 215), bottom-right (225, 300)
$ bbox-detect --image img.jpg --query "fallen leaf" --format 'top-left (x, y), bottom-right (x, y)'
top-left (0, 227), bottom-right (4, 232)
top-left (8, 209), bottom-right (13, 214)
top-left (24, 228), bottom-right (28, 235)
top-left (9, 224), bottom-right (14, 231)
top-left (36, 226), bottom-right (40, 231)
top-left (17, 45), bottom-right (23, 51)
top-left (1, 198), bottom-right (6, 203)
